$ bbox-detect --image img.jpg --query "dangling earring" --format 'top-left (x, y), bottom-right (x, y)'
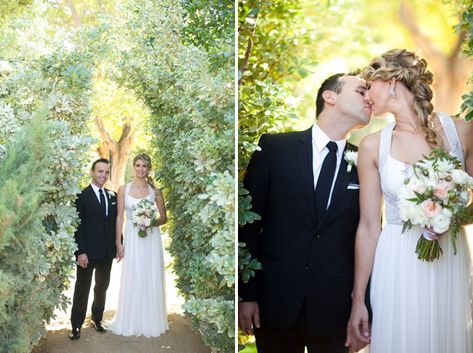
top-left (389, 85), bottom-right (396, 98)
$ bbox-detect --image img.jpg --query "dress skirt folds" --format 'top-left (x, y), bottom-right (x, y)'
top-left (111, 183), bottom-right (168, 337)
top-left (367, 117), bottom-right (473, 353)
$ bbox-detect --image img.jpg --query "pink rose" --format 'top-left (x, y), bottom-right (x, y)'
top-left (433, 186), bottom-right (448, 201)
top-left (422, 199), bottom-right (441, 217)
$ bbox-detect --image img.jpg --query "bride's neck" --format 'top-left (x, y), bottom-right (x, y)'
top-left (133, 178), bottom-right (148, 187)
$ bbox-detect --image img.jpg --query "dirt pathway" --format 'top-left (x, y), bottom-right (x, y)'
top-left (32, 311), bottom-right (210, 353)
top-left (32, 235), bottom-right (210, 353)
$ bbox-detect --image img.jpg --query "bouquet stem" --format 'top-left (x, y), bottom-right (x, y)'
top-left (415, 236), bottom-right (443, 262)
top-left (138, 229), bottom-right (147, 238)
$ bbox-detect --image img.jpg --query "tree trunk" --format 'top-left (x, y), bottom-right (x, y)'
top-left (95, 116), bottom-right (135, 191)
top-left (398, 0), bottom-right (473, 115)
top-left (66, 0), bottom-right (81, 27)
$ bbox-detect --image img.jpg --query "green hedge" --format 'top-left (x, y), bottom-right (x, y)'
top-left (0, 5), bottom-right (94, 351)
top-left (108, 0), bottom-right (235, 351)
top-left (458, 4), bottom-right (473, 121)
top-left (0, 115), bottom-right (54, 351)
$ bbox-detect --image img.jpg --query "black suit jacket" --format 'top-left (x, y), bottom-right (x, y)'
top-left (74, 185), bottom-right (117, 260)
top-left (239, 128), bottom-right (365, 337)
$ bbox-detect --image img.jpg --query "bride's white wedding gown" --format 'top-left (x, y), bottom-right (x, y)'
top-left (367, 114), bottom-right (473, 353)
top-left (111, 183), bottom-right (168, 337)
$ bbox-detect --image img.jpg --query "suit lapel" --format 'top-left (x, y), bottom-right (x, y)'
top-left (323, 144), bottom-right (356, 221)
top-left (104, 188), bottom-right (111, 216)
top-left (86, 185), bottom-right (99, 207)
top-left (295, 128), bottom-right (317, 228)
top-left (87, 184), bottom-right (107, 217)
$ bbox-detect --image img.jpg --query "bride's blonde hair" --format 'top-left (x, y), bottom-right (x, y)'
top-left (133, 153), bottom-right (156, 190)
top-left (363, 49), bottom-right (441, 148)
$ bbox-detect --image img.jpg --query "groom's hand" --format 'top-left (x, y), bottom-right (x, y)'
top-left (77, 253), bottom-right (89, 269)
top-left (238, 301), bottom-right (260, 335)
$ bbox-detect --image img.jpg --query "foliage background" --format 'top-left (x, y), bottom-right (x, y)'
top-left (238, 0), bottom-right (473, 350)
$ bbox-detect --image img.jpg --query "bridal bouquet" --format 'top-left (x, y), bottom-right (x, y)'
top-left (132, 199), bottom-right (160, 238)
top-left (399, 149), bottom-right (473, 261)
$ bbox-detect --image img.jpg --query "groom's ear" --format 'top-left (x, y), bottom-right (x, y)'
top-left (321, 90), bottom-right (337, 107)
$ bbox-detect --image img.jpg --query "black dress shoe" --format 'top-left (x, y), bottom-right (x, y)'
top-left (68, 328), bottom-right (80, 340)
top-left (92, 321), bottom-right (106, 332)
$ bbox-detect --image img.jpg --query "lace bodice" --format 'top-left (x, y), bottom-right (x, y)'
top-left (124, 182), bottom-right (155, 219)
top-left (379, 113), bottom-right (465, 225)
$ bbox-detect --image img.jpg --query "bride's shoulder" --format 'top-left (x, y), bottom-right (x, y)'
top-left (359, 130), bottom-right (381, 153)
top-left (452, 115), bottom-right (473, 136)
top-left (451, 116), bottom-right (473, 150)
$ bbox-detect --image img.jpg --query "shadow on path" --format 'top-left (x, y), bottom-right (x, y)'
top-left (32, 312), bottom-right (210, 353)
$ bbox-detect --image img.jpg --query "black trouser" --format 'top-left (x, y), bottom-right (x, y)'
top-left (70, 257), bottom-right (113, 329)
top-left (254, 302), bottom-right (348, 353)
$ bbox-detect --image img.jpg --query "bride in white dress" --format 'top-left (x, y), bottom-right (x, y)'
top-left (111, 153), bottom-right (169, 337)
top-left (346, 49), bottom-right (473, 353)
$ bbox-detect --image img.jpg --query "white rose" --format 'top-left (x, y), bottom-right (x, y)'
top-left (451, 169), bottom-right (469, 185)
top-left (431, 209), bottom-right (452, 234)
top-left (436, 160), bottom-right (453, 177)
top-left (400, 201), bottom-right (427, 226)
top-left (344, 151), bottom-right (358, 172)
top-left (466, 175), bottom-right (473, 188)
top-left (399, 181), bottom-right (416, 200)
top-left (412, 206), bottom-right (429, 226)
top-left (399, 201), bottom-right (411, 222)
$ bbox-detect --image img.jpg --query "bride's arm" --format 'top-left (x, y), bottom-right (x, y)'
top-left (346, 133), bottom-right (383, 352)
top-left (155, 189), bottom-right (167, 226)
top-left (454, 117), bottom-right (473, 176)
top-left (115, 185), bottom-right (125, 261)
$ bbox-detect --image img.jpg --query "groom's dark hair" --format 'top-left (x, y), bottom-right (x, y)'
top-left (315, 73), bottom-right (345, 117)
top-left (91, 158), bottom-right (110, 171)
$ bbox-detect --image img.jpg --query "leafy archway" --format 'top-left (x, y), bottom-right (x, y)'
top-left (0, 1), bottom-right (234, 352)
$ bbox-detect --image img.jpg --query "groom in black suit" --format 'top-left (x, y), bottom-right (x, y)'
top-left (69, 158), bottom-right (117, 340)
top-left (238, 73), bottom-right (372, 353)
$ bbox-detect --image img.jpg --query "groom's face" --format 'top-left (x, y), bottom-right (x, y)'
top-left (90, 162), bottom-right (110, 188)
top-left (336, 76), bottom-right (372, 126)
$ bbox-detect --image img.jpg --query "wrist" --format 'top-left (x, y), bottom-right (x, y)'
top-left (351, 292), bottom-right (366, 304)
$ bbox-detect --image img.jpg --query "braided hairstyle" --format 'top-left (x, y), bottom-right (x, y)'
top-left (133, 153), bottom-right (157, 190)
top-left (363, 49), bottom-right (441, 147)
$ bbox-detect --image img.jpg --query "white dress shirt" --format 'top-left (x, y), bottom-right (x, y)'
top-left (91, 183), bottom-right (108, 216)
top-left (311, 124), bottom-right (346, 209)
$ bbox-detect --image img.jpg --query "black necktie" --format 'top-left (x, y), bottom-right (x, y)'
top-left (315, 141), bottom-right (338, 223)
top-left (99, 189), bottom-right (107, 217)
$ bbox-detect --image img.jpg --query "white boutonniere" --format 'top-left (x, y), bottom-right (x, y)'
top-left (344, 151), bottom-right (358, 172)
top-left (107, 190), bottom-right (116, 198)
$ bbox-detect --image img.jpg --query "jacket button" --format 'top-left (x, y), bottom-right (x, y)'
top-left (315, 234), bottom-right (320, 239)
top-left (304, 265), bottom-right (309, 270)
